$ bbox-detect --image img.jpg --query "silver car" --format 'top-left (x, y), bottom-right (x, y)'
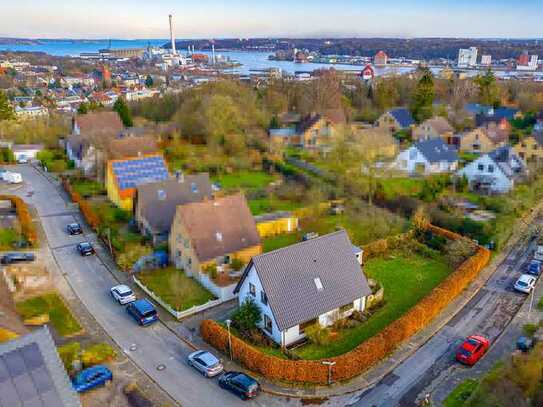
top-left (514, 274), bottom-right (536, 294)
top-left (110, 284), bottom-right (136, 305)
top-left (187, 350), bottom-right (224, 378)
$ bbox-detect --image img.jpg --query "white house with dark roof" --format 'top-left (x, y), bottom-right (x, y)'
top-left (395, 138), bottom-right (458, 175)
top-left (234, 230), bottom-right (371, 348)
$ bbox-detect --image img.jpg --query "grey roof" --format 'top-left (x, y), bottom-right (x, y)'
top-left (235, 230), bottom-right (371, 331)
top-left (388, 108), bottom-right (415, 128)
top-left (487, 146), bottom-right (526, 179)
top-left (0, 326), bottom-right (80, 407)
top-left (414, 138), bottom-right (458, 163)
top-left (136, 174), bottom-right (213, 235)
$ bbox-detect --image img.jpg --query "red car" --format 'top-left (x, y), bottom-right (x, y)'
top-left (456, 335), bottom-right (489, 366)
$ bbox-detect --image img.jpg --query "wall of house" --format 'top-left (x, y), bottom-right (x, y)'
top-left (105, 165), bottom-right (133, 210)
top-left (457, 154), bottom-right (513, 193)
top-left (396, 147), bottom-right (430, 174)
top-left (377, 113), bottom-right (399, 133)
top-left (256, 216), bottom-right (299, 238)
top-left (459, 129), bottom-right (495, 154)
top-left (514, 137), bottom-right (543, 162)
top-left (302, 119), bottom-right (333, 149)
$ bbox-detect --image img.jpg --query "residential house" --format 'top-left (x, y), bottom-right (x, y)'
top-left (459, 127), bottom-right (507, 154)
top-left (0, 326), bottom-right (81, 406)
top-left (395, 138), bottom-right (459, 175)
top-left (377, 108), bottom-right (415, 134)
top-left (14, 105), bottom-right (49, 119)
top-left (135, 172), bottom-right (213, 245)
top-left (106, 154), bottom-right (170, 211)
top-left (66, 111), bottom-right (124, 177)
top-left (12, 144), bottom-right (44, 162)
top-left (254, 211), bottom-right (299, 238)
top-left (412, 116), bottom-right (455, 144)
top-left (514, 133), bottom-right (543, 162)
top-left (457, 146), bottom-right (527, 194)
top-left (234, 230), bottom-right (371, 348)
top-left (269, 114), bottom-right (334, 150)
top-left (350, 126), bottom-right (399, 159)
top-left (169, 193), bottom-right (262, 300)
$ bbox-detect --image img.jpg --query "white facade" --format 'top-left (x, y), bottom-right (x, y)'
top-left (237, 264), bottom-right (366, 347)
top-left (457, 154), bottom-right (514, 193)
top-left (395, 146), bottom-right (458, 175)
top-left (14, 106), bottom-right (48, 119)
top-left (481, 55), bottom-right (492, 66)
top-left (458, 47), bottom-right (478, 68)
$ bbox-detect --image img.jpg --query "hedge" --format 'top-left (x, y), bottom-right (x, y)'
top-left (62, 178), bottom-right (100, 230)
top-left (0, 195), bottom-right (37, 246)
top-left (201, 225), bottom-right (490, 384)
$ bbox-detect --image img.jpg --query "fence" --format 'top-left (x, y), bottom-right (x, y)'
top-left (133, 275), bottom-right (222, 320)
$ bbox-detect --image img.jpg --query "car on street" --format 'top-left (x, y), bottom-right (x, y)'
top-left (67, 222), bottom-right (83, 235)
top-left (514, 274), bottom-right (537, 294)
top-left (187, 350), bottom-right (224, 377)
top-left (455, 335), bottom-right (490, 366)
top-left (110, 284), bottom-right (136, 305)
top-left (527, 259), bottom-right (542, 276)
top-left (72, 365), bottom-right (112, 393)
top-left (218, 371), bottom-right (260, 400)
top-left (126, 299), bottom-right (158, 326)
top-left (0, 252), bottom-right (36, 264)
top-left (77, 242), bottom-right (95, 256)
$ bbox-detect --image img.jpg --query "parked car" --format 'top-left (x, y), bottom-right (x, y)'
top-left (0, 252), bottom-right (35, 265)
top-left (72, 365), bottom-right (112, 393)
top-left (187, 350), bottom-right (224, 378)
top-left (514, 274), bottom-right (537, 294)
top-left (67, 223), bottom-right (83, 235)
top-left (110, 284), bottom-right (136, 305)
top-left (126, 299), bottom-right (158, 326)
top-left (17, 155), bottom-right (29, 164)
top-left (527, 260), bottom-right (542, 276)
top-left (455, 335), bottom-right (490, 366)
top-left (77, 242), bottom-right (95, 256)
top-left (218, 371), bottom-right (260, 400)
top-left (3, 171), bottom-right (22, 184)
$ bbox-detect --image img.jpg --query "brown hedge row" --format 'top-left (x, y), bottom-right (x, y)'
top-left (201, 226), bottom-right (491, 384)
top-left (61, 178), bottom-right (100, 230)
top-left (0, 195), bottom-right (38, 246)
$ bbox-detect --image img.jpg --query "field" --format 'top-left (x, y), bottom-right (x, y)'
top-left (137, 267), bottom-right (215, 311)
top-left (212, 171), bottom-right (276, 192)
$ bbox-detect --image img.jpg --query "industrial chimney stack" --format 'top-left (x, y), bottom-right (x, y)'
top-left (169, 14), bottom-right (176, 54)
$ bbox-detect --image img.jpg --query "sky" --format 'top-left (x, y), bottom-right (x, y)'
top-left (1, 0), bottom-right (543, 39)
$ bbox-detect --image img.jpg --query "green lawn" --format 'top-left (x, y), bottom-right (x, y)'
top-left (444, 379), bottom-right (479, 407)
top-left (71, 178), bottom-right (106, 197)
top-left (248, 197), bottom-right (304, 216)
top-left (380, 177), bottom-right (425, 199)
top-left (212, 171), bottom-right (276, 192)
top-left (262, 232), bottom-right (301, 252)
top-left (137, 267), bottom-right (215, 311)
top-left (294, 250), bottom-right (451, 359)
top-left (0, 228), bottom-right (18, 250)
top-left (16, 292), bottom-right (82, 337)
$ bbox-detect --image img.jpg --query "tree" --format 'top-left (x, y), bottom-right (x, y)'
top-left (410, 68), bottom-right (435, 123)
top-left (0, 90), bottom-right (15, 121)
top-left (231, 298), bottom-right (261, 334)
top-left (145, 75), bottom-right (154, 88)
top-left (474, 69), bottom-right (500, 107)
top-left (77, 102), bottom-right (89, 114)
top-left (113, 97), bottom-right (133, 127)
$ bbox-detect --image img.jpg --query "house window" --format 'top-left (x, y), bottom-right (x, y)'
top-left (249, 283), bottom-right (256, 297)
top-left (261, 291), bottom-right (268, 305)
top-left (473, 144), bottom-right (480, 151)
top-left (488, 165), bottom-right (494, 173)
top-left (409, 149), bottom-right (417, 160)
top-left (299, 318), bottom-right (317, 334)
top-left (477, 164), bottom-right (484, 171)
top-left (263, 315), bottom-right (272, 333)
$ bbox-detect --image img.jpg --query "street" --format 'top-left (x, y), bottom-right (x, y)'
top-left (2, 165), bottom-right (292, 407)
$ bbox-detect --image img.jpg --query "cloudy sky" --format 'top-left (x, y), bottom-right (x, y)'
top-left (2, 0), bottom-right (542, 39)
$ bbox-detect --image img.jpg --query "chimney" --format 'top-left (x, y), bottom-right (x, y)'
top-left (169, 14), bottom-right (176, 54)
top-left (175, 170), bottom-right (184, 183)
top-left (212, 43), bottom-right (216, 65)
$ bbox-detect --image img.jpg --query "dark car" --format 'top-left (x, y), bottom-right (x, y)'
top-left (126, 299), bottom-right (158, 326)
top-left (67, 223), bottom-right (83, 235)
top-left (527, 260), bottom-right (542, 276)
top-left (72, 365), bottom-right (112, 393)
top-left (77, 242), bottom-right (95, 256)
top-left (0, 252), bottom-right (36, 265)
top-left (456, 335), bottom-right (490, 366)
top-left (218, 371), bottom-right (260, 400)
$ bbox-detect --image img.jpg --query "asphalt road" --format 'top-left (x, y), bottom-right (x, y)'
top-left (3, 165), bottom-right (292, 407)
top-left (343, 222), bottom-right (539, 407)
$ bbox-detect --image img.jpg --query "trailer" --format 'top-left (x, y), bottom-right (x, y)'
top-left (3, 171), bottom-right (23, 184)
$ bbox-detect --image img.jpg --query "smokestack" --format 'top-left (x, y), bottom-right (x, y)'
top-left (169, 14), bottom-right (176, 54)
top-left (212, 43), bottom-right (216, 65)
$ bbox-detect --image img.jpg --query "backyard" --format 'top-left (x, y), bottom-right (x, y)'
top-left (0, 227), bottom-right (18, 249)
top-left (136, 267), bottom-right (215, 311)
top-left (70, 178), bottom-right (106, 198)
top-left (16, 292), bottom-right (82, 337)
top-left (293, 248), bottom-right (452, 359)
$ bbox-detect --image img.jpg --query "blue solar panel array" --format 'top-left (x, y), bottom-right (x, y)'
top-left (112, 156), bottom-right (169, 191)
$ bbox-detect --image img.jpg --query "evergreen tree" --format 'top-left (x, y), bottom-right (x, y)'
top-left (0, 90), bottom-right (15, 121)
top-left (145, 75), bottom-right (154, 88)
top-left (475, 69), bottom-right (500, 107)
top-left (410, 68), bottom-right (435, 123)
top-left (113, 97), bottom-right (133, 127)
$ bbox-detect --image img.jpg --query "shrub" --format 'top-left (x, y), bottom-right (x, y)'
top-left (444, 238), bottom-right (478, 268)
top-left (230, 258), bottom-right (245, 271)
top-left (81, 343), bottom-right (116, 367)
top-left (116, 244), bottom-right (152, 272)
top-left (204, 264), bottom-right (218, 279)
top-left (0, 195), bottom-right (37, 246)
top-left (305, 324), bottom-right (331, 346)
top-left (58, 342), bottom-right (81, 371)
top-left (232, 298), bottom-right (261, 334)
top-left (523, 323), bottom-right (538, 337)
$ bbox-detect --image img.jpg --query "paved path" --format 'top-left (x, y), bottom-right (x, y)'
top-left (5, 165), bottom-right (292, 407)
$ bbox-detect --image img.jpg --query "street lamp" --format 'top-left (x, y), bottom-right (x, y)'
top-left (225, 319), bottom-right (233, 361)
top-left (321, 361), bottom-right (336, 385)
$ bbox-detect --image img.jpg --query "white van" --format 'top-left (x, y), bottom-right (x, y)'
top-left (4, 171), bottom-right (23, 184)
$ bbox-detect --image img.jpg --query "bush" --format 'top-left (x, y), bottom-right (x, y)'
top-left (58, 342), bottom-right (81, 371)
top-left (232, 298), bottom-right (261, 334)
top-left (444, 238), bottom-right (478, 269)
top-left (230, 258), bottom-right (245, 271)
top-left (81, 343), bottom-right (116, 367)
top-left (116, 244), bottom-right (152, 272)
top-left (523, 323), bottom-right (538, 337)
top-left (305, 324), bottom-right (331, 346)
top-left (0, 195), bottom-right (37, 246)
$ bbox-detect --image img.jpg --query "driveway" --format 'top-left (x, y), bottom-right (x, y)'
top-left (5, 165), bottom-right (293, 407)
